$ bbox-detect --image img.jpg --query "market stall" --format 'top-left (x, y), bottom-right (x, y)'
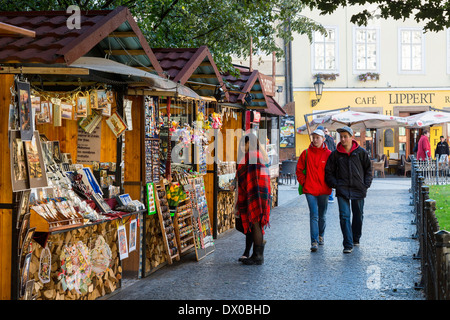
top-left (0, 7), bottom-right (197, 300)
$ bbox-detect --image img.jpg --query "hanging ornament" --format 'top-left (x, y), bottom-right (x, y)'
top-left (38, 245), bottom-right (52, 284)
top-left (90, 235), bottom-right (112, 276)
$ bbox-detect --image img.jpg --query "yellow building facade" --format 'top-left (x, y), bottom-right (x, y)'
top-left (295, 89), bottom-right (450, 159)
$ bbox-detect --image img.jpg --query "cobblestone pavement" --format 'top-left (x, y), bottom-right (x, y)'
top-left (107, 177), bottom-right (425, 300)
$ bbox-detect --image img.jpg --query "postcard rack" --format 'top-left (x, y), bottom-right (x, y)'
top-left (173, 197), bottom-right (195, 255)
top-left (154, 180), bottom-right (180, 264)
top-left (29, 204), bottom-right (84, 233)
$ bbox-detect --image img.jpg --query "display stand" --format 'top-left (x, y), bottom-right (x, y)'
top-left (154, 180), bottom-right (180, 264)
top-left (181, 176), bottom-right (215, 261)
top-left (173, 197), bottom-right (195, 255)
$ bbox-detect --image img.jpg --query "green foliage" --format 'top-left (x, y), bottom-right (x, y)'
top-left (0, 0), bottom-right (324, 73)
top-left (302, 0), bottom-right (450, 33)
top-left (429, 184), bottom-right (450, 231)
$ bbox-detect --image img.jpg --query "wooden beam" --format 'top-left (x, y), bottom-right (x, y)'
top-left (108, 32), bottom-right (137, 38)
top-left (189, 74), bottom-right (220, 79)
top-left (0, 22), bottom-right (35, 37)
top-left (104, 50), bottom-right (146, 56)
top-left (0, 66), bottom-right (90, 75)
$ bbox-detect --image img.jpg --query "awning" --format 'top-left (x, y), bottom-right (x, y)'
top-left (262, 97), bottom-right (286, 116)
top-left (70, 57), bottom-right (200, 99)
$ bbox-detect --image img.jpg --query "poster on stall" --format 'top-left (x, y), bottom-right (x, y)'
top-left (17, 80), bottom-right (33, 141)
top-left (280, 115), bottom-right (295, 148)
top-left (117, 224), bottom-right (128, 260)
top-left (129, 219), bottom-right (137, 253)
top-left (146, 183), bottom-right (157, 215)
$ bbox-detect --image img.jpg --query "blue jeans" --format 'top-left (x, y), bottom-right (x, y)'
top-left (337, 196), bottom-right (364, 249)
top-left (305, 194), bottom-right (329, 244)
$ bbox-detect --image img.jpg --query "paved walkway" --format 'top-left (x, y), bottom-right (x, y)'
top-left (107, 177), bottom-right (424, 300)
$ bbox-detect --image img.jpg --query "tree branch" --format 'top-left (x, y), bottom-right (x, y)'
top-left (152, 0), bottom-right (180, 31)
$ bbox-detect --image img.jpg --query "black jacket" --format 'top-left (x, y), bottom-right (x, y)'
top-left (325, 141), bottom-right (373, 200)
top-left (435, 141), bottom-right (449, 157)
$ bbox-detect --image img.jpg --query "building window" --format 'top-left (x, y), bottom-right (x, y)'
top-left (353, 27), bottom-right (379, 73)
top-left (398, 28), bottom-right (425, 74)
top-left (312, 27), bottom-right (339, 73)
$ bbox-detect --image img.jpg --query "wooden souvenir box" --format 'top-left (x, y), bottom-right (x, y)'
top-left (30, 208), bottom-right (84, 233)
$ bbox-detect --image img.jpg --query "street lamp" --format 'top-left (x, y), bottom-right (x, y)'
top-left (311, 75), bottom-right (324, 107)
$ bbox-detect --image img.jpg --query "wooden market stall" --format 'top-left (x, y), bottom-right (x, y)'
top-left (0, 7), bottom-right (185, 300)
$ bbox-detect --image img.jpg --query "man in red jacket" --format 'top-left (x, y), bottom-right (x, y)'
top-left (417, 130), bottom-right (431, 160)
top-left (296, 129), bottom-right (332, 252)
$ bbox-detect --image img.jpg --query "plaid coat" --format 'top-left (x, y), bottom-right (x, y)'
top-left (236, 150), bottom-right (271, 234)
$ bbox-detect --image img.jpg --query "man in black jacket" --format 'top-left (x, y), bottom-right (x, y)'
top-left (325, 126), bottom-right (373, 253)
top-left (435, 136), bottom-right (449, 161)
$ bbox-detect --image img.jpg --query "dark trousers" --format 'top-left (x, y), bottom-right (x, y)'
top-left (337, 196), bottom-right (364, 249)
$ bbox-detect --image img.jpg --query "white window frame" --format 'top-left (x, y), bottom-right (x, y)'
top-left (352, 26), bottom-right (380, 74)
top-left (398, 27), bottom-right (426, 75)
top-left (311, 26), bottom-right (339, 74)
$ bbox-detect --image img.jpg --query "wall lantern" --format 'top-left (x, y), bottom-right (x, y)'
top-left (311, 75), bottom-right (324, 107)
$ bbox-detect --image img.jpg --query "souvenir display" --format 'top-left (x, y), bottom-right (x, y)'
top-left (10, 130), bottom-right (29, 191)
top-left (36, 100), bottom-right (52, 124)
top-left (117, 224), bottom-right (128, 260)
top-left (20, 252), bottom-right (32, 298)
top-left (31, 95), bottom-right (41, 111)
top-left (16, 189), bottom-right (31, 228)
top-left (146, 183), bottom-right (157, 215)
top-left (106, 111), bottom-right (127, 138)
top-left (173, 194), bottom-right (195, 254)
top-left (90, 235), bottom-right (112, 276)
top-left (59, 103), bottom-right (72, 120)
top-left (76, 95), bottom-right (89, 118)
top-left (78, 110), bottom-right (102, 134)
top-left (24, 131), bottom-right (48, 189)
top-left (58, 241), bottom-right (92, 293)
top-left (181, 176), bottom-right (215, 261)
top-left (155, 181), bottom-right (179, 264)
top-left (129, 219), bottom-right (137, 253)
top-left (38, 245), bottom-right (51, 284)
top-left (52, 97), bottom-right (62, 127)
top-left (16, 80), bottom-right (33, 141)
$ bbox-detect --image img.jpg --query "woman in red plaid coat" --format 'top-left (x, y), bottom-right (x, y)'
top-left (236, 132), bottom-right (271, 265)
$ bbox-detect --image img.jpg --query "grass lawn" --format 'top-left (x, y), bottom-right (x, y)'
top-left (429, 184), bottom-right (450, 231)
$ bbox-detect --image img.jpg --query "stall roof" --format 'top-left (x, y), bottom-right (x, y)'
top-left (153, 46), bottom-right (229, 100)
top-left (71, 57), bottom-right (200, 99)
top-left (0, 6), bottom-right (164, 76)
top-left (222, 66), bottom-right (276, 110)
top-left (265, 96), bottom-right (286, 116)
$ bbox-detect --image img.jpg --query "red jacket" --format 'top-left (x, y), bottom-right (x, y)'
top-left (417, 134), bottom-right (431, 160)
top-left (296, 143), bottom-right (332, 196)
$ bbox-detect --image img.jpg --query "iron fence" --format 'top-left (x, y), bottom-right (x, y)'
top-left (411, 159), bottom-right (450, 299)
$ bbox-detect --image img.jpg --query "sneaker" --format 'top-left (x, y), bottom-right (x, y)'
top-left (328, 199), bottom-right (335, 203)
top-left (353, 241), bottom-right (360, 246)
top-left (310, 242), bottom-right (318, 252)
top-left (343, 247), bottom-right (353, 254)
top-left (318, 236), bottom-right (324, 245)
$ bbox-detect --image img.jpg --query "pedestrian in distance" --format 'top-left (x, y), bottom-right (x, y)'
top-left (435, 135), bottom-right (449, 161)
top-left (417, 129), bottom-right (431, 160)
top-left (296, 129), bottom-right (332, 252)
top-left (235, 132), bottom-right (271, 265)
top-left (321, 126), bottom-right (336, 203)
top-left (325, 126), bottom-right (373, 254)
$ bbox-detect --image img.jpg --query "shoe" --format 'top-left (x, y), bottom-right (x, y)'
top-left (353, 241), bottom-right (360, 246)
top-left (318, 236), bottom-right (324, 245)
top-left (310, 242), bottom-right (318, 252)
top-left (328, 199), bottom-right (335, 203)
top-left (343, 247), bottom-right (353, 254)
top-left (242, 244), bottom-right (265, 265)
top-left (238, 255), bottom-right (249, 262)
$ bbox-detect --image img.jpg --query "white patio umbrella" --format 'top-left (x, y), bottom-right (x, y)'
top-left (297, 110), bottom-right (407, 134)
top-left (404, 110), bottom-right (450, 128)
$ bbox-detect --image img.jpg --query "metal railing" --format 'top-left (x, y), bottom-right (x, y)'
top-left (415, 158), bottom-right (450, 186)
top-left (411, 160), bottom-right (450, 299)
